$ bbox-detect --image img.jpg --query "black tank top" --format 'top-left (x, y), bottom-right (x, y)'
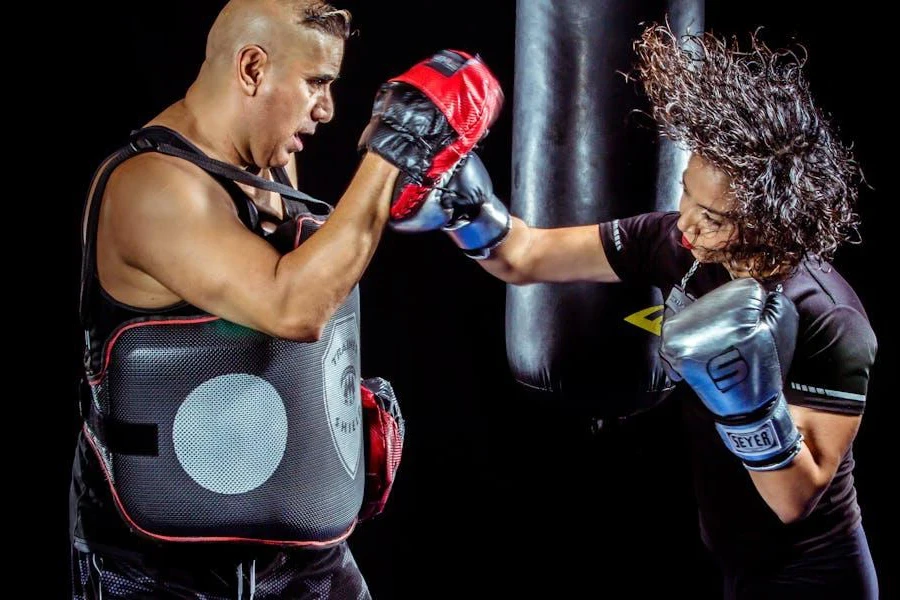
top-left (72, 126), bottom-right (329, 561)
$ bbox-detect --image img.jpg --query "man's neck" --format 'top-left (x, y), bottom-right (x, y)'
top-left (154, 95), bottom-right (246, 167)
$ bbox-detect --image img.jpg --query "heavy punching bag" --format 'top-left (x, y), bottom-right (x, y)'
top-left (507, 0), bottom-right (705, 421)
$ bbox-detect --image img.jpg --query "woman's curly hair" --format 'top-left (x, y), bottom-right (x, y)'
top-left (633, 22), bottom-right (862, 277)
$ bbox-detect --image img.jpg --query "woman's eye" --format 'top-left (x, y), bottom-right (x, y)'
top-left (703, 213), bottom-right (721, 227)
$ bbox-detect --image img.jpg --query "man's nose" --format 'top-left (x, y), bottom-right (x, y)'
top-left (313, 92), bottom-right (334, 123)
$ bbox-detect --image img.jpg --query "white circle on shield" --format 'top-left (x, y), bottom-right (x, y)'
top-left (173, 373), bottom-right (288, 495)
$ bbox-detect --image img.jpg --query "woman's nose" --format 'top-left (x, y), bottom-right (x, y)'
top-left (676, 210), bottom-right (694, 235)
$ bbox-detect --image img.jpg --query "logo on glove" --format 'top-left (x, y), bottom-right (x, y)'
top-left (707, 347), bottom-right (749, 392)
top-left (721, 421), bottom-right (783, 454)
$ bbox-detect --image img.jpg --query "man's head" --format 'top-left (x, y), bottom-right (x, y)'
top-left (633, 22), bottom-right (862, 278)
top-left (197, 0), bottom-right (351, 168)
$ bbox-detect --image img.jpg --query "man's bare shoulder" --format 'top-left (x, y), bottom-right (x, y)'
top-left (103, 152), bottom-right (234, 221)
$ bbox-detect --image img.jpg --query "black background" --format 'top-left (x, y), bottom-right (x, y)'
top-left (47, 1), bottom-right (893, 598)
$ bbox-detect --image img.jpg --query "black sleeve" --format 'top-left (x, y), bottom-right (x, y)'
top-left (786, 305), bottom-right (878, 415)
top-left (598, 211), bottom-right (685, 288)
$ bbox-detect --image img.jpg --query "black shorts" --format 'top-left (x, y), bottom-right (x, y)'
top-left (71, 542), bottom-right (370, 600)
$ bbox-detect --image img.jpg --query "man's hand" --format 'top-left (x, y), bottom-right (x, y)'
top-left (358, 50), bottom-right (504, 232)
top-left (659, 277), bottom-right (803, 471)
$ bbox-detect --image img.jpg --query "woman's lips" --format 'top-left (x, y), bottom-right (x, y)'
top-left (681, 234), bottom-right (694, 250)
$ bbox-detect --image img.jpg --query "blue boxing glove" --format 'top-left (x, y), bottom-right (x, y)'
top-left (659, 277), bottom-right (803, 471)
top-left (437, 152), bottom-right (511, 259)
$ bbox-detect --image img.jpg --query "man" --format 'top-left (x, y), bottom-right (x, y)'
top-left (408, 22), bottom-right (879, 599)
top-left (71, 0), bottom-right (502, 597)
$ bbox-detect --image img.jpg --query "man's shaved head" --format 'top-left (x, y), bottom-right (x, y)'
top-left (174, 0), bottom-right (349, 169)
top-left (205, 0), bottom-right (351, 68)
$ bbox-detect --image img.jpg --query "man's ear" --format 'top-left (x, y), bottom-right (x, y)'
top-left (237, 45), bottom-right (268, 95)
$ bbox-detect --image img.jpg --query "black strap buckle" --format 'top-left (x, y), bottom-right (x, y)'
top-left (128, 130), bottom-right (157, 152)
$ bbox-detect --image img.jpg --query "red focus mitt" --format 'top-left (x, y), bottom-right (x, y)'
top-left (358, 50), bottom-right (504, 231)
top-left (358, 377), bottom-right (406, 521)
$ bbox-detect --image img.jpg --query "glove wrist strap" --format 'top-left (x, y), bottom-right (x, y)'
top-left (713, 392), bottom-right (803, 471)
top-left (444, 194), bottom-right (511, 259)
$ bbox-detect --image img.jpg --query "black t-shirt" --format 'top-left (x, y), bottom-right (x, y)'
top-left (599, 211), bottom-right (877, 569)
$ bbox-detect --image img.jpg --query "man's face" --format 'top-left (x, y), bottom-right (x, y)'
top-left (251, 27), bottom-right (344, 168)
top-left (676, 153), bottom-right (737, 263)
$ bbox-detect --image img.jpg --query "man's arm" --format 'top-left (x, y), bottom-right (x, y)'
top-left (98, 151), bottom-right (397, 341)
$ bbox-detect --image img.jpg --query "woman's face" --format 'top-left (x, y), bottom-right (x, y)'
top-left (676, 153), bottom-right (737, 264)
